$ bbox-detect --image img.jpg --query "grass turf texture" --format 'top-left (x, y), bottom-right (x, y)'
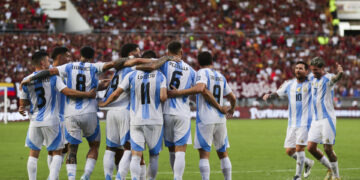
top-left (0, 119), bottom-right (359, 180)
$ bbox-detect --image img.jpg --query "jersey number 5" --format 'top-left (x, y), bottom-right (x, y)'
top-left (169, 71), bottom-right (183, 89)
top-left (35, 87), bottom-right (46, 108)
top-left (76, 74), bottom-right (86, 91)
top-left (141, 82), bottom-right (150, 104)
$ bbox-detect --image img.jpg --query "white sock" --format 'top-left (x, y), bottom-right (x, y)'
top-left (290, 153), bottom-right (297, 160)
top-left (295, 151), bottom-right (305, 177)
top-left (49, 155), bottom-right (62, 180)
top-left (304, 157), bottom-right (312, 165)
top-left (130, 155), bottom-right (141, 180)
top-left (140, 164), bottom-right (146, 180)
top-left (330, 161), bottom-right (340, 178)
top-left (147, 155), bottom-right (159, 179)
top-left (104, 150), bottom-right (116, 179)
top-left (169, 152), bottom-right (175, 171)
top-left (27, 156), bottom-right (38, 180)
top-left (47, 155), bottom-right (53, 170)
top-left (84, 158), bottom-right (97, 177)
top-left (199, 159), bottom-right (210, 180)
top-left (66, 164), bottom-right (77, 180)
top-left (320, 156), bottom-right (332, 169)
top-left (220, 157), bottom-right (232, 180)
top-left (116, 150), bottom-right (131, 180)
top-left (174, 152), bottom-right (185, 180)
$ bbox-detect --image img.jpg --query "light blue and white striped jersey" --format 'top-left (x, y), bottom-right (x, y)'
top-left (196, 68), bottom-right (232, 124)
top-left (159, 60), bottom-right (196, 117)
top-left (19, 73), bottom-right (66, 127)
top-left (276, 78), bottom-right (312, 128)
top-left (57, 62), bottom-right (104, 117)
top-left (119, 70), bottom-right (167, 125)
top-left (100, 67), bottom-right (133, 110)
top-left (50, 65), bottom-right (67, 122)
top-left (310, 73), bottom-right (337, 128)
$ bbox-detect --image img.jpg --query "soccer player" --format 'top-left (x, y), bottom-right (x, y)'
top-left (307, 57), bottom-right (343, 180)
top-left (98, 65), bottom-right (168, 180)
top-left (20, 46), bottom-right (146, 180)
top-left (263, 61), bottom-right (315, 180)
top-left (102, 43), bottom-right (151, 180)
top-left (136, 42), bottom-right (224, 180)
top-left (18, 51), bottom-right (96, 180)
top-left (46, 46), bottom-right (72, 179)
top-left (168, 51), bottom-right (236, 180)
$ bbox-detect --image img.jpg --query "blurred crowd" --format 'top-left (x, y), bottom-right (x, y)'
top-left (0, 33), bottom-right (359, 98)
top-left (71, 0), bottom-right (332, 35)
top-left (0, 0), bottom-right (359, 98)
top-left (0, 0), bottom-right (50, 31)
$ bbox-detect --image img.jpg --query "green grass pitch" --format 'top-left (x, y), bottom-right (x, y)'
top-left (0, 119), bottom-right (359, 180)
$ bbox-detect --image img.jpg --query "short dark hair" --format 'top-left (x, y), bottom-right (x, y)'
top-left (197, 51), bottom-right (213, 66)
top-left (167, 41), bottom-right (182, 54)
top-left (32, 51), bottom-right (49, 66)
top-left (80, 46), bottom-right (95, 59)
top-left (51, 47), bottom-right (68, 60)
top-left (310, 57), bottom-right (325, 68)
top-left (141, 50), bottom-right (157, 58)
top-left (295, 61), bottom-right (309, 70)
top-left (120, 43), bottom-right (139, 57)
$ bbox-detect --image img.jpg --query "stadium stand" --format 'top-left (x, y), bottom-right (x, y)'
top-left (0, 0), bottom-right (50, 31)
top-left (0, 0), bottom-right (359, 99)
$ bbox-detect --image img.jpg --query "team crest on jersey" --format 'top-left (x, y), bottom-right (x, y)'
top-left (303, 87), bottom-right (308, 93)
top-left (296, 87), bottom-right (301, 92)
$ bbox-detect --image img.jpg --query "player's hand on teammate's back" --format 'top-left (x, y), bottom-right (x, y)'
top-left (172, 56), bottom-right (181, 62)
top-left (88, 88), bottom-right (97, 98)
top-left (227, 107), bottom-right (235, 118)
top-left (19, 106), bottom-right (26, 116)
top-left (167, 85), bottom-right (179, 98)
top-left (219, 106), bottom-right (230, 114)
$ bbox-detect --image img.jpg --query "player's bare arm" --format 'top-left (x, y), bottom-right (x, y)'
top-left (98, 87), bottom-right (124, 107)
top-left (168, 83), bottom-right (225, 113)
top-left (19, 68), bottom-right (59, 90)
top-left (330, 63), bottom-right (343, 86)
top-left (97, 79), bottom-right (111, 91)
top-left (102, 57), bottom-right (130, 72)
top-left (135, 56), bottom-right (180, 71)
top-left (225, 92), bottom-right (236, 117)
top-left (18, 99), bottom-right (30, 116)
top-left (61, 88), bottom-right (96, 98)
top-left (263, 92), bottom-right (279, 101)
top-left (160, 87), bottom-right (167, 102)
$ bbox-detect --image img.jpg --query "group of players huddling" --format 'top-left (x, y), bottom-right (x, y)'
top-left (19, 41), bottom-right (236, 180)
top-left (18, 40), bottom-right (342, 180)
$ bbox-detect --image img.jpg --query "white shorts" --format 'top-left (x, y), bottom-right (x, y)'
top-left (64, 112), bottom-right (100, 144)
top-left (60, 121), bottom-right (68, 144)
top-left (130, 125), bottom-right (163, 155)
top-left (26, 124), bottom-right (64, 151)
top-left (164, 114), bottom-right (192, 147)
top-left (284, 126), bottom-right (309, 148)
top-left (308, 118), bottom-right (336, 145)
top-left (194, 123), bottom-right (229, 152)
top-left (106, 109), bottom-right (130, 148)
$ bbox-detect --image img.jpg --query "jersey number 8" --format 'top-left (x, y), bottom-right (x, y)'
top-left (76, 74), bottom-right (86, 91)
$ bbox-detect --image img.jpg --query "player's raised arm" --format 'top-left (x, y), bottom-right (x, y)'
top-left (19, 68), bottom-right (59, 89)
top-left (263, 92), bottom-right (279, 101)
top-left (135, 56), bottom-right (180, 71)
top-left (61, 88), bottom-right (96, 98)
top-left (330, 63), bottom-right (343, 86)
